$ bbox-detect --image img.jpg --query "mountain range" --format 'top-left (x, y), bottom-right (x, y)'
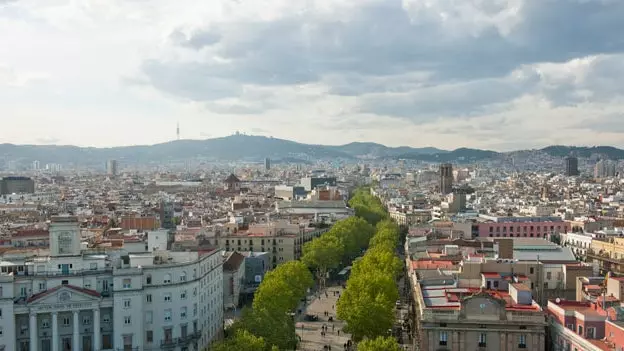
top-left (1, 135), bottom-right (623, 166)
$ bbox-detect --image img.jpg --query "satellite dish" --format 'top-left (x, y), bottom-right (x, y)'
top-left (555, 298), bottom-right (561, 304)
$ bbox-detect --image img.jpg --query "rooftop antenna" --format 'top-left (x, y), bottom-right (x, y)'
top-left (176, 122), bottom-right (180, 140)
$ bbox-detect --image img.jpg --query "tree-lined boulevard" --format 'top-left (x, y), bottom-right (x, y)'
top-left (212, 188), bottom-right (404, 350)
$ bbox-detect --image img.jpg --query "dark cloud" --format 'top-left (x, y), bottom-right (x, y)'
top-left (141, 0), bottom-right (624, 118)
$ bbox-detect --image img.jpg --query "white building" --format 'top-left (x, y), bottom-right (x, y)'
top-left (0, 216), bottom-right (223, 351)
top-left (563, 232), bottom-right (594, 259)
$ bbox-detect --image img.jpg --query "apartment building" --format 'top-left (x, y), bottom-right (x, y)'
top-left (587, 237), bottom-right (624, 274)
top-left (546, 298), bottom-right (624, 351)
top-left (472, 215), bottom-right (571, 239)
top-left (413, 277), bottom-right (546, 351)
top-left (389, 209), bottom-right (432, 227)
top-left (0, 216), bottom-right (223, 351)
top-left (209, 221), bottom-right (327, 268)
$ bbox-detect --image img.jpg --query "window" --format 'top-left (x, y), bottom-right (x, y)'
top-left (84, 280), bottom-right (91, 289)
top-left (587, 327), bottom-right (596, 338)
top-left (519, 334), bottom-right (527, 348)
top-left (63, 317), bottom-right (70, 326)
top-left (529, 267), bottom-right (534, 274)
top-left (181, 290), bottom-right (187, 299)
top-left (122, 278), bottom-right (131, 289)
top-left (546, 272), bottom-right (552, 280)
top-left (544, 282), bottom-right (549, 289)
top-left (146, 294), bottom-right (152, 303)
top-left (578, 325), bottom-right (583, 335)
top-left (193, 287), bottom-right (197, 296)
top-left (90, 263), bottom-right (97, 270)
top-left (0, 326), bottom-right (2, 335)
top-left (103, 315), bottom-right (110, 323)
top-left (145, 311), bottom-right (153, 324)
top-left (180, 271), bottom-right (187, 282)
top-left (123, 299), bottom-right (131, 308)
top-left (164, 293), bottom-right (172, 302)
top-left (39, 282), bottom-right (46, 291)
top-left (146, 274), bottom-right (152, 285)
top-left (478, 333), bottom-right (487, 347)
top-left (164, 309), bottom-right (172, 322)
top-left (83, 316), bottom-right (91, 325)
top-left (146, 330), bottom-right (153, 343)
top-left (42, 320), bottom-right (49, 328)
top-left (181, 307), bottom-right (187, 319)
top-left (193, 303), bottom-right (198, 316)
top-left (124, 316), bottom-right (131, 325)
top-left (164, 274), bottom-right (171, 284)
top-left (439, 331), bottom-right (448, 346)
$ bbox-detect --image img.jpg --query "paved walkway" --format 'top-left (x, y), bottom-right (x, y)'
top-left (296, 286), bottom-right (352, 351)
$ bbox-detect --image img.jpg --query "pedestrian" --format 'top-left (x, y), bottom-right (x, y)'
top-left (337, 330), bottom-right (340, 336)
top-left (332, 324), bottom-right (335, 332)
top-left (332, 304), bottom-right (334, 310)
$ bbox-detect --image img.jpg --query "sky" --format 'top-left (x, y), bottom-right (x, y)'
top-left (1, 0), bottom-right (624, 151)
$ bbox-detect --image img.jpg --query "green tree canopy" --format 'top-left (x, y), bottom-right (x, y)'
top-left (301, 234), bottom-right (344, 288)
top-left (336, 290), bottom-right (395, 341)
top-left (231, 308), bottom-right (297, 351)
top-left (253, 260), bottom-right (313, 314)
top-left (358, 336), bottom-right (403, 351)
top-left (330, 216), bottom-right (375, 262)
top-left (212, 329), bottom-right (266, 351)
top-left (353, 247), bottom-right (403, 280)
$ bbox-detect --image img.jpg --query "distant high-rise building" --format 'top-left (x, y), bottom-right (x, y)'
top-left (32, 160), bottom-right (40, 170)
top-left (594, 160), bottom-right (617, 178)
top-left (265, 157), bottom-right (271, 171)
top-left (176, 122), bottom-right (180, 140)
top-left (565, 156), bottom-right (579, 176)
top-left (439, 163), bottom-right (453, 194)
top-left (106, 159), bottom-right (118, 177)
top-left (0, 176), bottom-right (35, 195)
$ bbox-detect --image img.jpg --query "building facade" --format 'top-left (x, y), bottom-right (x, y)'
top-left (0, 216), bottom-right (223, 351)
top-left (0, 176), bottom-right (35, 195)
top-left (475, 216), bottom-right (571, 238)
top-left (565, 157), bottom-right (579, 177)
top-left (439, 163), bottom-right (453, 195)
top-left (414, 280), bottom-right (546, 351)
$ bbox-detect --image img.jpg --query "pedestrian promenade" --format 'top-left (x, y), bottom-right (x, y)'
top-left (296, 286), bottom-right (353, 351)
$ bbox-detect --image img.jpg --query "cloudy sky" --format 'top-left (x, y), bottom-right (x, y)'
top-left (1, 0), bottom-right (624, 151)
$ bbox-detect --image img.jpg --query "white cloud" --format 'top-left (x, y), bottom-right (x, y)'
top-left (0, 0), bottom-right (623, 150)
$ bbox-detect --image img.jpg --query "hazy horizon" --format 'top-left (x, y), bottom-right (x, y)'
top-left (2, 0), bottom-right (624, 150)
top-left (2, 133), bottom-right (622, 153)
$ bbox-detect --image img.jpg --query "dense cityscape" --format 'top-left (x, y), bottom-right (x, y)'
top-left (0, 142), bottom-right (623, 351)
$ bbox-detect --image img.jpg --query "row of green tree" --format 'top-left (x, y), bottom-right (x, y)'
top-left (213, 260), bottom-right (313, 350)
top-left (336, 191), bottom-right (404, 350)
top-left (212, 188), bottom-right (399, 350)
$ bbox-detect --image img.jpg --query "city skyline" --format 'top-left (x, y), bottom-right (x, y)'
top-left (1, 0), bottom-right (624, 151)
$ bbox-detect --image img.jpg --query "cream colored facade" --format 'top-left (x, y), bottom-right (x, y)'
top-left (415, 288), bottom-right (546, 351)
top-left (588, 237), bottom-right (624, 274)
top-left (389, 210), bottom-right (432, 227)
top-left (209, 222), bottom-right (327, 268)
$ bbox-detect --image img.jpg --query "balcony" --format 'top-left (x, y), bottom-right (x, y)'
top-left (586, 250), bottom-right (624, 266)
top-left (160, 339), bottom-right (176, 348)
top-left (177, 332), bottom-right (201, 345)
